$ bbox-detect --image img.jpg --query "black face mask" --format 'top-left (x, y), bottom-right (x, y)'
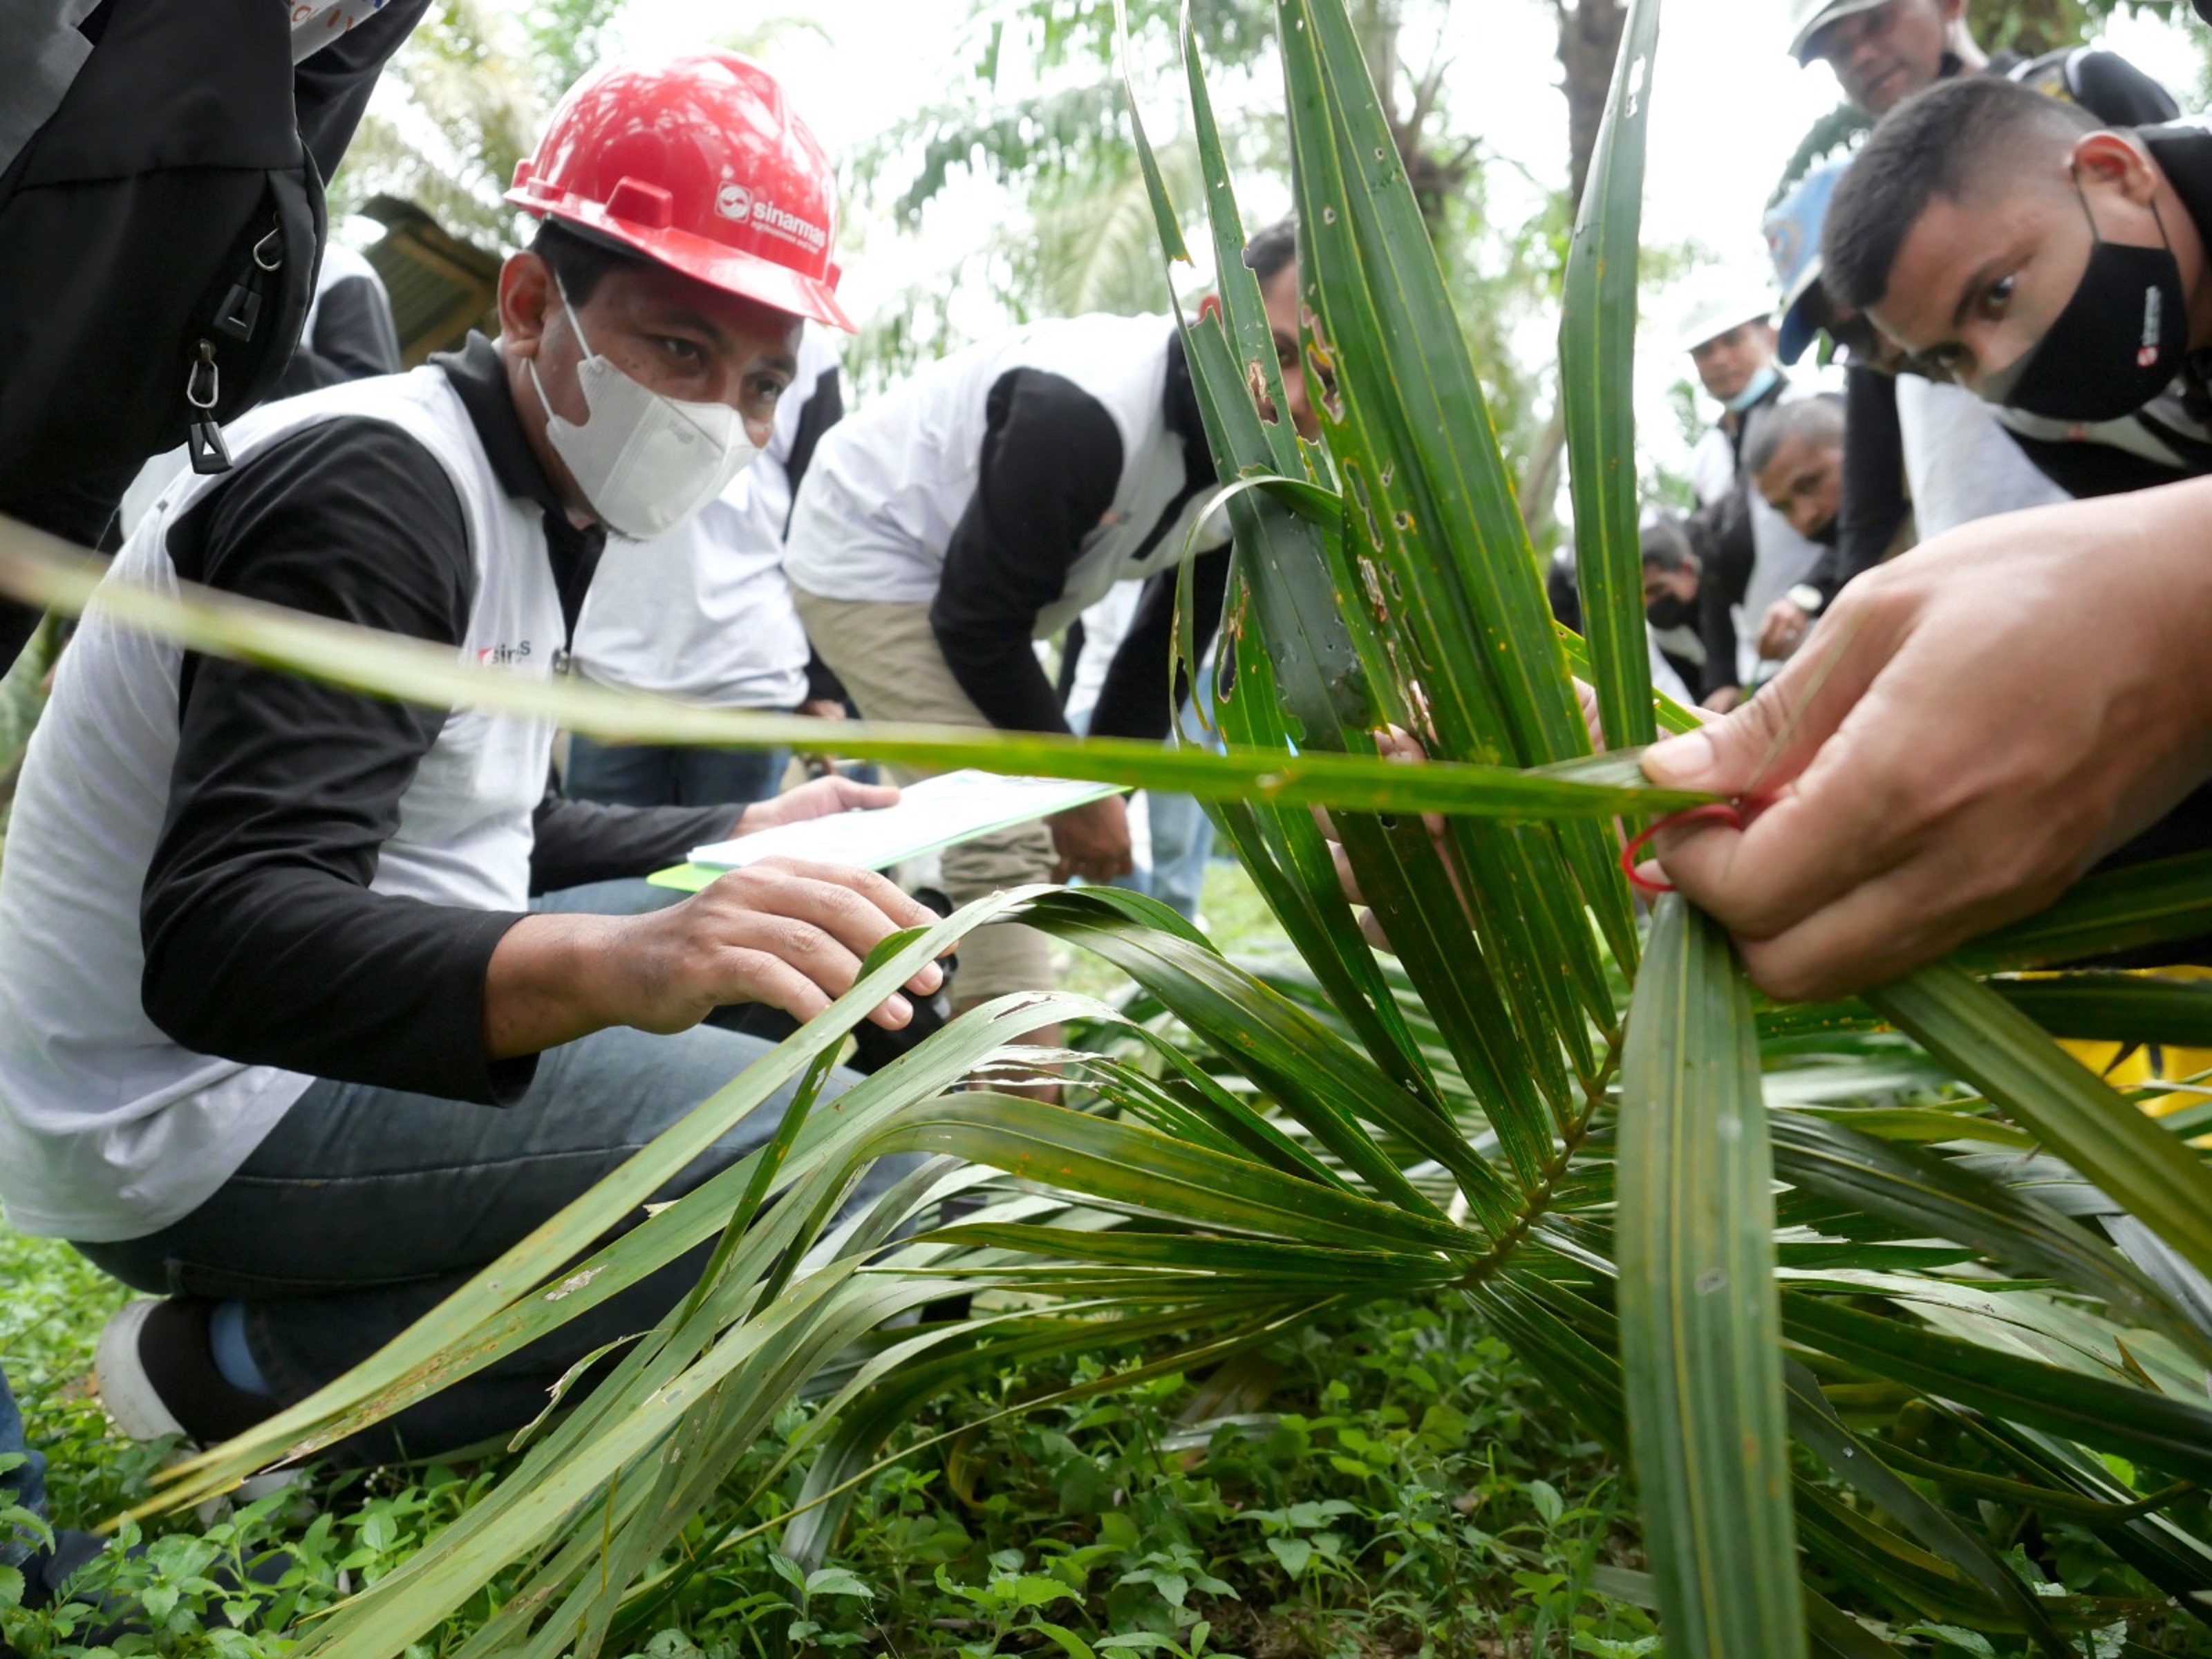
top-left (1645, 590), bottom-right (1696, 631)
top-left (1980, 184), bottom-right (2187, 424)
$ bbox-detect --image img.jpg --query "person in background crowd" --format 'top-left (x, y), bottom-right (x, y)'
top-left (1741, 394), bottom-right (1846, 662)
top-left (1785, 0), bottom-right (2172, 123)
top-left (1746, 394), bottom-right (1846, 545)
top-left (270, 242), bottom-right (404, 398)
top-left (0, 52), bottom-right (940, 1463)
top-left (1544, 528), bottom-right (1696, 706)
top-left (1639, 514), bottom-right (1708, 698)
top-left (1777, 0), bottom-right (2176, 633)
top-left (1678, 293), bottom-right (1824, 708)
top-left (1642, 473), bottom-right (2212, 1001)
top-left (1788, 0), bottom-right (1982, 111)
top-left (0, 0), bottom-right (437, 672)
top-left (785, 217), bottom-right (1315, 1020)
top-left (566, 329), bottom-right (849, 810)
top-left (1821, 77), bottom-right (2212, 496)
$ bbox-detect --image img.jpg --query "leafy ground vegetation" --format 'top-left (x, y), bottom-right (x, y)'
top-left (4, 872), bottom-right (1667, 1659)
top-left (12, 1), bottom-right (2212, 1652)
top-left (7, 864), bottom-right (2209, 1658)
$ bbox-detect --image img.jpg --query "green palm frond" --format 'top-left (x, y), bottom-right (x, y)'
top-left (4, 0), bottom-right (2210, 1651)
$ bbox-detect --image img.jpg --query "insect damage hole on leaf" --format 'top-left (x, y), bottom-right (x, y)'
top-left (1248, 359), bottom-right (1280, 424)
top-left (1316, 362), bottom-right (1347, 425)
top-left (1356, 556), bottom-right (1390, 621)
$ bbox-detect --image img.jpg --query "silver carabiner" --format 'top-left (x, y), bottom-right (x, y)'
top-left (186, 339), bottom-right (220, 411)
top-left (252, 224), bottom-right (284, 272)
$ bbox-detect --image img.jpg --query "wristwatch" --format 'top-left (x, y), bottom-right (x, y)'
top-left (1785, 583), bottom-right (1824, 615)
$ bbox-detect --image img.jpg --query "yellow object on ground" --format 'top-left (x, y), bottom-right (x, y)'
top-left (2054, 966), bottom-right (2212, 1130)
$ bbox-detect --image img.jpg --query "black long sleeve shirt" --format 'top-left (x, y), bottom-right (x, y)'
top-left (138, 335), bottom-right (729, 1105)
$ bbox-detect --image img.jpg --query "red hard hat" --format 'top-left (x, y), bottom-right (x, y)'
top-left (507, 51), bottom-right (854, 332)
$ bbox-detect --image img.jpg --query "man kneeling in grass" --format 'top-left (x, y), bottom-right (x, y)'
top-left (0, 52), bottom-right (938, 1463)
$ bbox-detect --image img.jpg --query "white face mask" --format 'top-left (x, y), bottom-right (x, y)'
top-left (527, 290), bottom-right (760, 541)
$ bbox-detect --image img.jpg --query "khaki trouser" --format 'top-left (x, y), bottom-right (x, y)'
top-left (791, 583), bottom-right (1056, 1004)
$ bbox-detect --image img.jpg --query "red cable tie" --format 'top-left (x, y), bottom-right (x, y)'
top-left (1620, 801), bottom-right (1752, 897)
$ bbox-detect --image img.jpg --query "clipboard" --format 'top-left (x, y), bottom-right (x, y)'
top-left (646, 769), bottom-right (1123, 892)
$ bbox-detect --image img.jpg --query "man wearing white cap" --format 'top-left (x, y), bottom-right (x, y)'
top-left (1782, 0), bottom-right (2173, 124)
top-left (1677, 290), bottom-right (1824, 709)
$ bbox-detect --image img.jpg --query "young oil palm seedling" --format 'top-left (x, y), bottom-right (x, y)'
top-left (8, 0), bottom-right (2212, 1653)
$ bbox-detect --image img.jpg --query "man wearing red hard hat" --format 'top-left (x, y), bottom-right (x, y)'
top-left (0, 53), bottom-right (936, 1461)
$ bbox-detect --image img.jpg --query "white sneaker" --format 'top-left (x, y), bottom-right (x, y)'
top-left (93, 1299), bottom-right (189, 1442)
top-left (95, 1300), bottom-right (299, 1516)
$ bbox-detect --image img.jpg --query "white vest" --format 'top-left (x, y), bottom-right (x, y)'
top-left (782, 314), bottom-right (1226, 635)
top-left (0, 366), bottom-right (563, 1241)
top-left (1897, 377), bottom-right (2068, 538)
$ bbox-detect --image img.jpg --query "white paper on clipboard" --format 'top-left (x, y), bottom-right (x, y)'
top-left (686, 770), bottom-right (1123, 873)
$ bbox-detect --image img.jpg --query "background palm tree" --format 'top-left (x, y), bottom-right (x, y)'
top-left (326, 0), bottom-right (556, 246)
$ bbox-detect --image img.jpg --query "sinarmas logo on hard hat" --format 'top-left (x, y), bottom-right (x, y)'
top-left (715, 180), bottom-right (827, 252)
top-left (754, 201), bottom-right (827, 250)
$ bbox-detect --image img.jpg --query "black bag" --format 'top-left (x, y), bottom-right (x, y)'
top-left (0, 0), bottom-right (326, 501)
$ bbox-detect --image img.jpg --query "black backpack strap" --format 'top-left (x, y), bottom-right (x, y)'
top-left (11, 0), bottom-right (297, 187)
top-left (0, 0), bottom-right (321, 498)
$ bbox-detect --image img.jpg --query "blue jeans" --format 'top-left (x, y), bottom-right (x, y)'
top-left (1065, 701), bottom-right (1216, 924)
top-left (1143, 790), bottom-right (1216, 921)
top-left (0, 1361), bottom-right (46, 1568)
top-left (565, 735), bottom-right (789, 810)
top-left (77, 883), bottom-right (903, 1463)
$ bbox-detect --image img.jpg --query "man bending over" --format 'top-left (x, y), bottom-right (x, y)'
top-left (1821, 77), bottom-right (2212, 496)
top-left (782, 218), bottom-right (1318, 1016)
top-left (1742, 394), bottom-right (1847, 663)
